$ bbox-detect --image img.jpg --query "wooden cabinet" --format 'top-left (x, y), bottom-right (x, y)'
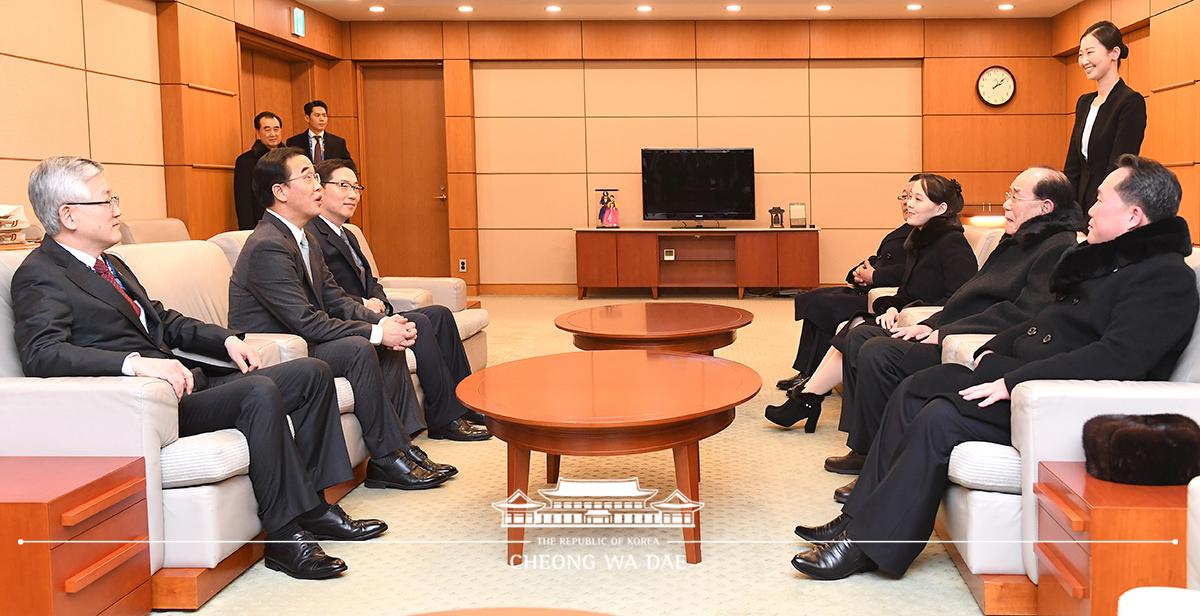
top-left (575, 229), bottom-right (820, 299)
top-left (0, 457), bottom-right (150, 616)
top-left (1034, 461), bottom-right (1188, 616)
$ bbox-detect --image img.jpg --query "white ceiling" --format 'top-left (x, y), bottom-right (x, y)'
top-left (303, 0), bottom-right (1078, 22)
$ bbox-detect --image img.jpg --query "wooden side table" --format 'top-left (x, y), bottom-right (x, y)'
top-left (1034, 461), bottom-right (1188, 616)
top-left (0, 457), bottom-right (150, 616)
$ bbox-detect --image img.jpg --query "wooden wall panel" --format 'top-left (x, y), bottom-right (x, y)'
top-left (88, 73), bottom-right (165, 165)
top-left (472, 61), bottom-right (585, 117)
top-left (1151, 0), bottom-right (1191, 15)
top-left (582, 21), bottom-right (696, 60)
top-left (0, 56), bottom-right (90, 161)
top-left (809, 60), bottom-right (921, 116)
top-left (326, 117), bottom-right (359, 162)
top-left (698, 61), bottom-right (810, 116)
top-left (1077, 0), bottom-right (1113, 32)
top-left (1121, 26), bottom-right (1152, 96)
top-left (447, 173), bottom-right (477, 229)
top-left (444, 60), bottom-right (474, 117)
top-left (1144, 84), bottom-right (1199, 165)
top-left (809, 20), bottom-right (924, 59)
top-left (0, 0), bottom-right (84, 69)
top-left (158, 2), bottom-right (238, 91)
top-left (1063, 55), bottom-right (1093, 112)
top-left (476, 118), bottom-right (586, 173)
top-left (1052, 4), bottom-right (1081, 57)
top-left (695, 21), bottom-right (809, 59)
top-left (697, 117), bottom-right (810, 172)
top-left (810, 173), bottom-right (913, 228)
top-left (1148, 1), bottom-right (1200, 89)
top-left (160, 86), bottom-right (242, 166)
top-left (928, 171), bottom-right (1017, 207)
top-left (250, 0), bottom-right (343, 58)
top-left (584, 61), bottom-right (697, 117)
top-left (924, 19), bottom-right (1053, 58)
top-left (84, 0), bottom-right (160, 83)
top-left (443, 22), bottom-right (470, 59)
top-left (164, 166), bottom-right (235, 240)
top-left (1112, 0), bottom-right (1152, 29)
top-left (450, 229), bottom-right (480, 285)
top-left (476, 174), bottom-right (587, 229)
top-left (923, 115), bottom-right (1068, 172)
top-left (179, 0), bottom-right (233, 20)
top-left (446, 116), bottom-right (477, 173)
top-left (348, 22), bottom-right (442, 60)
top-left (811, 117), bottom-right (922, 173)
top-left (468, 22), bottom-right (582, 60)
top-left (924, 57), bottom-right (1065, 115)
top-left (325, 60), bottom-right (357, 115)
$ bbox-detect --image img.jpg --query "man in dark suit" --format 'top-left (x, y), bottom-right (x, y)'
top-left (791, 155), bottom-right (1199, 581)
top-left (307, 159), bottom-right (488, 435)
top-left (229, 148), bottom-right (466, 493)
top-left (13, 156), bottom-right (388, 580)
top-left (234, 111), bottom-right (283, 230)
top-left (285, 100), bottom-right (352, 164)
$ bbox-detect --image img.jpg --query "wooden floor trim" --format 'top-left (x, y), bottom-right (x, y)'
top-left (934, 518), bottom-right (1037, 615)
top-left (325, 459), bottom-right (369, 503)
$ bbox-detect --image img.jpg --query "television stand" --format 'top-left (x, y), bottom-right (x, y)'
top-left (674, 221), bottom-right (725, 229)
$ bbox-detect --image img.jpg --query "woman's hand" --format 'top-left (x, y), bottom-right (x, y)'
top-left (856, 259), bottom-right (875, 285)
top-left (959, 378), bottom-right (1010, 408)
top-left (891, 324), bottom-right (933, 341)
top-left (875, 307), bottom-right (901, 331)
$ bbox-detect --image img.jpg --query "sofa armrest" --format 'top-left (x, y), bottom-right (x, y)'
top-left (244, 332), bottom-right (309, 365)
top-left (385, 288), bottom-right (433, 313)
top-left (898, 306), bottom-right (942, 327)
top-left (378, 276), bottom-right (467, 311)
top-left (867, 286), bottom-right (899, 310)
top-left (940, 334), bottom-right (993, 367)
top-left (1010, 380), bottom-right (1200, 584)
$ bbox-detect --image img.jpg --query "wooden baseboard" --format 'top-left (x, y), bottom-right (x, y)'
top-left (478, 284), bottom-right (576, 296)
top-left (325, 459), bottom-right (368, 503)
top-left (935, 518), bottom-right (1037, 615)
top-left (151, 532), bottom-right (265, 610)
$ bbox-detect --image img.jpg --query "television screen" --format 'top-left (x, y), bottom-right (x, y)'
top-left (641, 148), bottom-right (755, 221)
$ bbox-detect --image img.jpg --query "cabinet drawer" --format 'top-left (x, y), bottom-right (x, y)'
top-left (47, 461), bottom-right (145, 543)
top-left (97, 581), bottom-right (150, 616)
top-left (1037, 505), bottom-right (1091, 589)
top-left (51, 501), bottom-right (150, 616)
top-left (1034, 480), bottom-right (1091, 550)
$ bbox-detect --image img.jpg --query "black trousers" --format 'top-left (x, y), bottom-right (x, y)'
top-left (308, 337), bottom-right (413, 458)
top-left (840, 325), bottom-right (941, 454)
top-left (842, 376), bottom-right (1010, 575)
top-left (179, 358), bottom-right (350, 533)
top-left (401, 305), bottom-right (472, 430)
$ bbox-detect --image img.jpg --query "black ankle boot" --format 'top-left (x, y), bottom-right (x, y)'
top-left (764, 391), bottom-right (825, 433)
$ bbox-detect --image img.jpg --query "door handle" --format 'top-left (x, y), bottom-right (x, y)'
top-left (434, 194), bottom-right (448, 201)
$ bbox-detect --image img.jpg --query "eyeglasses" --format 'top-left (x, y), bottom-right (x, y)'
top-left (896, 192), bottom-right (913, 202)
top-left (323, 180), bottom-right (366, 193)
top-left (65, 196), bottom-right (120, 212)
top-left (1004, 191), bottom-right (1042, 203)
top-left (281, 172), bottom-right (321, 186)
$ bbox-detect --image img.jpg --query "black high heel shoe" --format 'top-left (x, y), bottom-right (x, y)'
top-left (764, 389), bottom-right (826, 433)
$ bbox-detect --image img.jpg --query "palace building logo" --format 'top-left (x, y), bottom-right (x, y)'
top-left (492, 477), bottom-right (703, 529)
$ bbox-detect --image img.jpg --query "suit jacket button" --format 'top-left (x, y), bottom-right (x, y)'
top-left (1056, 293), bottom-right (1065, 302)
top-left (1072, 297), bottom-right (1080, 304)
top-left (1027, 326), bottom-right (1037, 335)
top-left (1042, 334), bottom-right (1052, 343)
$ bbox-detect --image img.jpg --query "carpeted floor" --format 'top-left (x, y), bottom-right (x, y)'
top-left (176, 294), bottom-right (982, 616)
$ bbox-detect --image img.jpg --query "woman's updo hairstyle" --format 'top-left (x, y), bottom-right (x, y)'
top-left (1081, 21), bottom-right (1128, 65)
top-left (912, 173), bottom-right (964, 219)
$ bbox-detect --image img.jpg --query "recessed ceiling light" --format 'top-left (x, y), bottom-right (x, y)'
top-left (726, 4), bottom-right (742, 11)
top-left (546, 5), bottom-right (562, 12)
top-left (998, 3), bottom-right (1014, 10)
top-left (816, 4), bottom-right (832, 11)
top-left (636, 5), bottom-right (653, 12)
top-left (457, 5), bottom-right (474, 12)
top-left (368, 5), bottom-right (384, 12)
top-left (906, 3), bottom-right (922, 9)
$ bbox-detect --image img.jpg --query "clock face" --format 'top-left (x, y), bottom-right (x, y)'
top-left (977, 66), bottom-right (1015, 107)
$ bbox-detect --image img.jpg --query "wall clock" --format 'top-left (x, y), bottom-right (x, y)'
top-left (977, 65), bottom-right (1015, 107)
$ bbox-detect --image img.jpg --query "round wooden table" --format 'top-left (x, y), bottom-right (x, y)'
top-left (554, 302), bottom-right (754, 355)
top-left (457, 349), bottom-right (761, 566)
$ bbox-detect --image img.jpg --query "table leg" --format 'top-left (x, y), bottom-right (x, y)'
top-left (672, 440), bottom-right (701, 564)
top-left (546, 453), bottom-right (561, 484)
top-left (507, 443), bottom-right (531, 566)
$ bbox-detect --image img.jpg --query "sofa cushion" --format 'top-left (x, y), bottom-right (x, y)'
top-left (948, 441), bottom-right (1022, 494)
top-left (335, 376), bottom-right (355, 414)
top-left (160, 429), bottom-right (249, 489)
top-left (454, 308), bottom-right (490, 340)
top-left (1118, 587), bottom-right (1200, 615)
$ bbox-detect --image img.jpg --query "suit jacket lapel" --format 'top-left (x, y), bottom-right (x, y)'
top-left (341, 227), bottom-right (370, 291)
top-left (106, 255), bottom-right (169, 349)
top-left (264, 214), bottom-right (323, 309)
top-left (43, 239), bottom-right (151, 342)
top-left (316, 220), bottom-right (366, 291)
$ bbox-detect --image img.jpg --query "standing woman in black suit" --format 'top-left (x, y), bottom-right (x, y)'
top-left (1064, 21), bottom-right (1146, 216)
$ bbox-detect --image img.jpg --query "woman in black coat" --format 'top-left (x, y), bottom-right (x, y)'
top-left (777, 180), bottom-right (915, 391)
top-left (1065, 21), bottom-right (1146, 215)
top-left (766, 173), bottom-right (976, 432)
top-left (790, 157), bottom-right (1197, 581)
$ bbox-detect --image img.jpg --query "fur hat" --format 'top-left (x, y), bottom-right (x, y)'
top-left (1082, 414), bottom-right (1200, 485)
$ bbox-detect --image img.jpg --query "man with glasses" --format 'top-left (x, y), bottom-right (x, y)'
top-left (306, 158), bottom-right (489, 439)
top-left (229, 147), bottom-right (464, 493)
top-left (234, 111), bottom-right (284, 230)
top-left (12, 156), bottom-right (386, 581)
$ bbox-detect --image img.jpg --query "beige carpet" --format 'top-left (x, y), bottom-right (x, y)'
top-left (177, 294), bottom-right (982, 616)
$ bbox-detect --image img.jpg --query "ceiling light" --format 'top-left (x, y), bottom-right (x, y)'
top-left (457, 5), bottom-right (474, 12)
top-left (636, 5), bottom-right (653, 12)
top-left (998, 3), bottom-right (1014, 10)
top-left (368, 5), bottom-right (384, 12)
top-left (816, 4), bottom-right (832, 11)
top-left (906, 3), bottom-right (922, 9)
top-left (726, 4), bottom-right (742, 11)
top-left (546, 5), bottom-right (562, 12)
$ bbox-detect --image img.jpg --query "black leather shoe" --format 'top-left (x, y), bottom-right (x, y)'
top-left (428, 418), bottom-right (492, 441)
top-left (406, 444), bottom-right (458, 477)
top-left (298, 504), bottom-right (387, 541)
top-left (794, 513), bottom-right (852, 543)
top-left (365, 452), bottom-right (450, 490)
top-left (264, 530), bottom-right (347, 580)
top-left (791, 531), bottom-right (878, 580)
top-left (764, 391), bottom-right (825, 432)
top-left (834, 479), bottom-right (856, 504)
top-left (463, 410), bottom-right (488, 425)
top-left (776, 373), bottom-right (809, 391)
top-left (824, 450), bottom-right (866, 475)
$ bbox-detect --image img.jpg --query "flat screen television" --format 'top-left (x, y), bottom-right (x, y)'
top-left (641, 148), bottom-right (755, 221)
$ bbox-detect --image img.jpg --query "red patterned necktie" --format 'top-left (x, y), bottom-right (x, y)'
top-left (93, 257), bottom-right (142, 318)
top-left (314, 135), bottom-right (324, 162)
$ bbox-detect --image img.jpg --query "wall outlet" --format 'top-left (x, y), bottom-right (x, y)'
top-left (458, 259), bottom-right (468, 273)
top-left (663, 249), bottom-right (675, 261)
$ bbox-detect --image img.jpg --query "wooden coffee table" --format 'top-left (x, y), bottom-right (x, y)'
top-left (554, 302), bottom-right (754, 355)
top-left (456, 349), bottom-right (761, 565)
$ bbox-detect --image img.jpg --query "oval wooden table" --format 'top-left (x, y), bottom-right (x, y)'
top-left (457, 349), bottom-right (761, 566)
top-left (554, 302), bottom-right (754, 355)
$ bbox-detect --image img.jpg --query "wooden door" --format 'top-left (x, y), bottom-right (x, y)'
top-left (735, 233), bottom-right (778, 287)
top-left (360, 65), bottom-right (450, 276)
top-left (576, 232), bottom-right (617, 288)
